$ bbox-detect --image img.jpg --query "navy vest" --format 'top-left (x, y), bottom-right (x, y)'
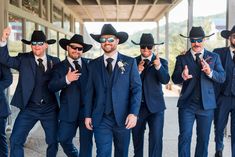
top-left (104, 65), bottom-right (116, 115)
top-left (27, 63), bottom-right (57, 112)
top-left (222, 54), bottom-right (235, 96)
top-left (189, 61), bottom-right (203, 109)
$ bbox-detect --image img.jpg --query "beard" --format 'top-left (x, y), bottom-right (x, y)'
top-left (231, 42), bottom-right (235, 48)
top-left (102, 44), bottom-right (117, 53)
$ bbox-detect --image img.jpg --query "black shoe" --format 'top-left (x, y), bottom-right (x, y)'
top-left (215, 150), bottom-right (222, 157)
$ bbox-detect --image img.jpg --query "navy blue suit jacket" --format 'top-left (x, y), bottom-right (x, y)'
top-left (0, 45), bottom-right (60, 109)
top-left (0, 64), bottom-right (12, 117)
top-left (84, 52), bottom-right (142, 127)
top-left (213, 47), bottom-right (233, 97)
top-left (48, 58), bottom-right (89, 122)
top-left (171, 49), bottom-right (225, 110)
top-left (136, 55), bottom-right (170, 113)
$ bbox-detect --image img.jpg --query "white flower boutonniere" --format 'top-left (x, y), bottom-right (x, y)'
top-left (117, 60), bottom-right (128, 74)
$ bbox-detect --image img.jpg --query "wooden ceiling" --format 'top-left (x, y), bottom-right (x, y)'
top-left (63, 0), bottom-right (182, 22)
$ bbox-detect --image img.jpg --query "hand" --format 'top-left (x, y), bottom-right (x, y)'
top-left (201, 59), bottom-right (211, 75)
top-left (138, 60), bottom-right (145, 73)
top-left (1, 27), bottom-right (11, 42)
top-left (85, 118), bottom-right (93, 130)
top-left (182, 65), bottom-right (193, 80)
top-left (66, 67), bottom-right (80, 82)
top-left (153, 53), bottom-right (161, 67)
top-left (125, 114), bottom-right (137, 129)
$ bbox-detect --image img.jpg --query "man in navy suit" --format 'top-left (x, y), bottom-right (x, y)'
top-left (48, 34), bottom-right (93, 157)
top-left (84, 24), bottom-right (142, 157)
top-left (131, 33), bottom-right (169, 157)
top-left (0, 27), bottom-right (60, 157)
top-left (172, 26), bottom-right (225, 157)
top-left (0, 58), bottom-right (12, 156)
top-left (213, 25), bottom-right (235, 157)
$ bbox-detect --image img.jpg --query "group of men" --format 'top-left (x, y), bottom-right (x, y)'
top-left (0, 23), bottom-right (234, 157)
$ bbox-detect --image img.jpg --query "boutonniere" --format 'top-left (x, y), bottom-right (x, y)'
top-left (117, 60), bottom-right (128, 74)
top-left (204, 56), bottom-right (212, 64)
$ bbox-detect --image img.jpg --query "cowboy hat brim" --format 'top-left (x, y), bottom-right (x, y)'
top-left (59, 39), bottom-right (92, 53)
top-left (131, 40), bottom-right (164, 45)
top-left (179, 33), bottom-right (215, 38)
top-left (90, 32), bottom-right (128, 44)
top-left (221, 30), bottom-right (232, 39)
top-left (21, 39), bottom-right (56, 45)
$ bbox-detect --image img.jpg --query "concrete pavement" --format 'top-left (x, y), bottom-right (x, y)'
top-left (15, 88), bottom-right (231, 156)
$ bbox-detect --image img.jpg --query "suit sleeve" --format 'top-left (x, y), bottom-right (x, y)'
top-left (155, 59), bottom-right (170, 84)
top-left (0, 45), bottom-right (21, 70)
top-left (129, 59), bottom-right (142, 115)
top-left (84, 64), bottom-right (94, 118)
top-left (211, 53), bottom-right (225, 83)
top-left (48, 65), bottom-right (68, 92)
top-left (0, 64), bottom-right (12, 91)
top-left (172, 55), bottom-right (185, 84)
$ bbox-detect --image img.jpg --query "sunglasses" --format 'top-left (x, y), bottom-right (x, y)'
top-left (140, 45), bottom-right (153, 50)
top-left (69, 45), bottom-right (83, 51)
top-left (99, 37), bottom-right (115, 43)
top-left (31, 41), bottom-right (44, 46)
top-left (190, 38), bottom-right (203, 43)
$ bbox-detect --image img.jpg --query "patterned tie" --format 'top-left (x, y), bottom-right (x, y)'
top-left (73, 60), bottom-right (82, 73)
top-left (37, 58), bottom-right (45, 72)
top-left (106, 58), bottom-right (113, 75)
top-left (195, 53), bottom-right (202, 69)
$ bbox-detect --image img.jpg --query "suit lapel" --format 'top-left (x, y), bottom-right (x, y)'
top-left (29, 52), bottom-right (36, 76)
top-left (99, 56), bottom-right (107, 88)
top-left (185, 50), bottom-right (197, 76)
top-left (113, 53), bottom-right (122, 85)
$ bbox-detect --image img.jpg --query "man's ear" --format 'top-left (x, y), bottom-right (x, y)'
top-left (116, 38), bottom-right (120, 44)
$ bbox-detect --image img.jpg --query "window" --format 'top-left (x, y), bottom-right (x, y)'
top-left (22, 0), bottom-right (39, 16)
top-left (48, 29), bottom-right (58, 57)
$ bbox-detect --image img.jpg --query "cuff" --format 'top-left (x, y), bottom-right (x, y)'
top-left (65, 76), bottom-right (71, 84)
top-left (0, 41), bottom-right (7, 47)
top-left (207, 70), bottom-right (213, 78)
top-left (154, 64), bottom-right (161, 70)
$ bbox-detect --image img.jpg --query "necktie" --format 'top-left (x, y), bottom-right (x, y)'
top-left (73, 60), bottom-right (82, 73)
top-left (195, 53), bottom-right (202, 68)
top-left (233, 51), bottom-right (235, 63)
top-left (106, 58), bottom-right (113, 75)
top-left (37, 58), bottom-right (45, 72)
top-left (143, 59), bottom-right (149, 69)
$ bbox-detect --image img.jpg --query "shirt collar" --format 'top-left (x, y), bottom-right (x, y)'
top-left (67, 56), bottom-right (82, 67)
top-left (104, 51), bottom-right (118, 62)
top-left (34, 53), bottom-right (47, 65)
top-left (141, 54), bottom-right (153, 61)
top-left (190, 48), bottom-right (204, 60)
top-left (230, 46), bottom-right (235, 53)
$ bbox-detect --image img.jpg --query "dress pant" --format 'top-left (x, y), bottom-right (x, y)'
top-left (178, 107), bottom-right (214, 157)
top-left (10, 108), bottom-right (58, 157)
top-left (0, 117), bottom-right (8, 157)
top-left (58, 121), bottom-right (79, 157)
top-left (93, 114), bottom-right (130, 157)
top-left (132, 105), bottom-right (164, 157)
top-left (215, 95), bottom-right (235, 157)
top-left (78, 114), bottom-right (93, 157)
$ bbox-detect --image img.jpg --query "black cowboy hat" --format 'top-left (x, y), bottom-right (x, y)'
top-left (131, 33), bottom-right (164, 46)
top-left (21, 30), bottom-right (56, 45)
top-left (180, 26), bottom-right (214, 38)
top-left (90, 24), bottom-right (128, 44)
top-left (59, 34), bottom-right (92, 53)
top-left (221, 25), bottom-right (235, 39)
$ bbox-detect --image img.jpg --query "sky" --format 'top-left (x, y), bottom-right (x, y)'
top-left (84, 0), bottom-right (227, 35)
